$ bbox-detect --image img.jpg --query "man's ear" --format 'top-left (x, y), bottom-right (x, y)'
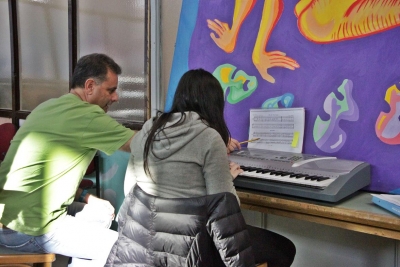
top-left (84, 78), bottom-right (96, 95)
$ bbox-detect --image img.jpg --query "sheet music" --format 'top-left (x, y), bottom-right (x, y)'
top-left (248, 108), bottom-right (305, 153)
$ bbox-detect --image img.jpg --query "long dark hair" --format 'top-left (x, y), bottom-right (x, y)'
top-left (143, 68), bottom-right (231, 177)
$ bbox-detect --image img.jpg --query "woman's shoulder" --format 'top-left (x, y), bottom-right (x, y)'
top-left (201, 126), bottom-right (221, 137)
top-left (197, 127), bottom-right (226, 150)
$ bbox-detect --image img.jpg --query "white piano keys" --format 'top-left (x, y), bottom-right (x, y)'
top-left (240, 166), bottom-right (333, 189)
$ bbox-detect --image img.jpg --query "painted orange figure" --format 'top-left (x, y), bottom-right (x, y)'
top-left (207, 0), bottom-right (299, 84)
top-left (207, 0), bottom-right (400, 83)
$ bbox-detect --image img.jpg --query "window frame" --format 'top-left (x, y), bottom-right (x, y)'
top-left (0, 0), bottom-right (150, 131)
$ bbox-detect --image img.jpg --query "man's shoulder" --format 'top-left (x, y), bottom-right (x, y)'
top-left (38, 94), bottom-right (102, 113)
top-left (34, 94), bottom-right (78, 110)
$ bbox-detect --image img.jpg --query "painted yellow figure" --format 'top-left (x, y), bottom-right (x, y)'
top-left (207, 0), bottom-right (400, 83)
top-left (296, 0), bottom-right (400, 43)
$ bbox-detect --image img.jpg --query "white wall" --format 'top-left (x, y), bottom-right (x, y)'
top-left (160, 1), bottom-right (400, 266)
top-left (160, 0), bottom-right (182, 111)
top-left (264, 212), bottom-right (398, 267)
top-left (242, 208), bottom-right (399, 266)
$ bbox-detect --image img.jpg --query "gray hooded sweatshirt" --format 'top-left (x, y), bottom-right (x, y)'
top-left (124, 111), bottom-right (239, 203)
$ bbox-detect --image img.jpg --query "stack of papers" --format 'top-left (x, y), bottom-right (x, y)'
top-left (371, 194), bottom-right (400, 216)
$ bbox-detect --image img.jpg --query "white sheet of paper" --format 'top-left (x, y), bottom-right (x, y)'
top-left (247, 108), bottom-right (305, 153)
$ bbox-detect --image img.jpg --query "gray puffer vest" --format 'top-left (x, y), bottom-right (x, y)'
top-left (105, 185), bottom-right (255, 267)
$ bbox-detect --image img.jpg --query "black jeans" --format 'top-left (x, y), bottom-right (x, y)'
top-left (247, 225), bottom-right (296, 267)
top-left (212, 224), bottom-right (296, 267)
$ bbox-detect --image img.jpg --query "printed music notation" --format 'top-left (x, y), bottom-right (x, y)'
top-left (248, 108), bottom-right (305, 153)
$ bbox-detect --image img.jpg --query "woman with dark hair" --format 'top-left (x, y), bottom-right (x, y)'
top-left (126, 68), bottom-right (242, 202)
top-left (110, 69), bottom-right (295, 267)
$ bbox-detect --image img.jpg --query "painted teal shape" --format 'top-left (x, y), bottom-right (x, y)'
top-left (213, 64), bottom-right (258, 104)
top-left (98, 151), bottom-right (130, 215)
top-left (261, 93), bottom-right (294, 108)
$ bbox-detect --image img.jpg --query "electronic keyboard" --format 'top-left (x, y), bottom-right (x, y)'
top-left (229, 148), bottom-right (371, 202)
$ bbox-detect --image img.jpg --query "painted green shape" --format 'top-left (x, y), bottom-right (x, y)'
top-left (333, 81), bottom-right (350, 119)
top-left (313, 116), bottom-right (330, 142)
top-left (213, 64), bottom-right (258, 104)
top-left (313, 79), bottom-right (356, 142)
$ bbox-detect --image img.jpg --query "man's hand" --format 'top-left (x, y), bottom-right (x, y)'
top-left (227, 138), bottom-right (241, 153)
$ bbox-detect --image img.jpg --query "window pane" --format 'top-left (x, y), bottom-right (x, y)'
top-left (0, 0), bottom-right (12, 109)
top-left (18, 0), bottom-right (69, 111)
top-left (78, 0), bottom-right (148, 124)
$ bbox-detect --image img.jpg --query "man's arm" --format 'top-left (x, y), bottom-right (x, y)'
top-left (75, 187), bottom-right (115, 220)
top-left (119, 134), bottom-right (134, 152)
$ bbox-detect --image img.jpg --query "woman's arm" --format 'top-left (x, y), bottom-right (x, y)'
top-left (203, 136), bottom-right (241, 203)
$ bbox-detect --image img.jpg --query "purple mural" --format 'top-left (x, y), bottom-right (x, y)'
top-left (168, 0), bottom-right (400, 193)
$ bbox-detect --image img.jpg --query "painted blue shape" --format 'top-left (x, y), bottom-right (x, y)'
top-left (389, 188), bottom-right (400, 195)
top-left (165, 0), bottom-right (199, 112)
top-left (261, 93), bottom-right (294, 108)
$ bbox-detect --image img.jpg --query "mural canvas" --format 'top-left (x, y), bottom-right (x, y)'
top-left (167, 0), bottom-right (400, 193)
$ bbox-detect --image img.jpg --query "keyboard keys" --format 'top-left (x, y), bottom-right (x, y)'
top-left (239, 165), bottom-right (332, 189)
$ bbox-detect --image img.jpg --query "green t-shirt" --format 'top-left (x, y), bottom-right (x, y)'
top-left (0, 94), bottom-right (134, 235)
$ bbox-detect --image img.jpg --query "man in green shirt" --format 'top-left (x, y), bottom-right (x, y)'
top-left (0, 53), bottom-right (135, 267)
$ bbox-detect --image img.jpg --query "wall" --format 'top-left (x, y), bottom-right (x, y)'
top-left (160, 0), bottom-right (182, 110)
top-left (160, 1), bottom-right (400, 266)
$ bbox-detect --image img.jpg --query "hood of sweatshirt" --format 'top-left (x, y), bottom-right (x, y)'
top-left (139, 112), bottom-right (209, 160)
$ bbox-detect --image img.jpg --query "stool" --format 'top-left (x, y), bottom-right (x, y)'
top-left (0, 245), bottom-right (55, 267)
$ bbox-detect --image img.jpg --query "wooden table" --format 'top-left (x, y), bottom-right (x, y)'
top-left (0, 245), bottom-right (55, 267)
top-left (237, 189), bottom-right (400, 240)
